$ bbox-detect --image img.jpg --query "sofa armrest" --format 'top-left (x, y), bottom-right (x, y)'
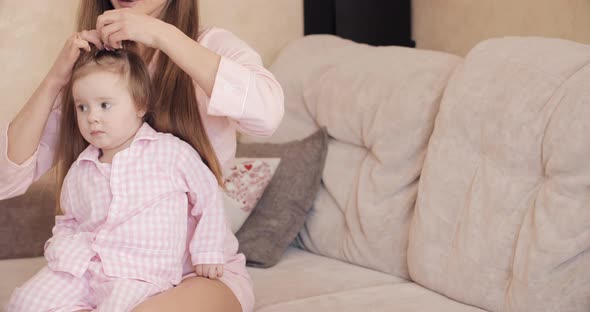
top-left (0, 169), bottom-right (56, 259)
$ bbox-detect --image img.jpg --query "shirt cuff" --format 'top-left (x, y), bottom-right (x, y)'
top-left (45, 236), bottom-right (95, 278)
top-left (207, 56), bottom-right (251, 119)
top-left (191, 251), bottom-right (225, 265)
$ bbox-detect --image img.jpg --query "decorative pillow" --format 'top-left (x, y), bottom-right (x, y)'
top-left (223, 158), bottom-right (281, 233)
top-left (235, 128), bottom-right (329, 268)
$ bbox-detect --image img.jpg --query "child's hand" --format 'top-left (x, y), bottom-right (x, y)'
top-left (194, 264), bottom-right (224, 279)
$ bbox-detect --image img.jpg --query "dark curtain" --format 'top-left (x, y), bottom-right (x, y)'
top-left (304, 0), bottom-right (415, 47)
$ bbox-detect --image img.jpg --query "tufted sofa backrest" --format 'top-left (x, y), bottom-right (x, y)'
top-left (408, 37), bottom-right (590, 312)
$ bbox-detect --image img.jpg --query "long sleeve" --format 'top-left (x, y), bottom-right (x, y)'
top-left (0, 106), bottom-right (61, 200)
top-left (199, 28), bottom-right (285, 137)
top-left (175, 143), bottom-right (227, 265)
top-left (44, 215), bottom-right (78, 250)
top-left (44, 171), bottom-right (95, 277)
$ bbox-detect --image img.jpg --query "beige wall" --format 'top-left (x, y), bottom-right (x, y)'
top-left (413, 0), bottom-right (590, 56)
top-left (0, 0), bottom-right (303, 121)
top-left (200, 0), bottom-right (303, 66)
top-left (0, 1), bottom-right (77, 122)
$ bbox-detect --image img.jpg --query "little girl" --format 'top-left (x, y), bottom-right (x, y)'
top-left (7, 48), bottom-right (237, 311)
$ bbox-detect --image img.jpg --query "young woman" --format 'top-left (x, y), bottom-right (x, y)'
top-left (1, 1), bottom-right (284, 311)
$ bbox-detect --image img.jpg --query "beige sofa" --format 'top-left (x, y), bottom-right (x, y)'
top-left (2, 35), bottom-right (589, 311)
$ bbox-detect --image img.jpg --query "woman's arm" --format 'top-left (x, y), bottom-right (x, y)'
top-left (156, 24), bottom-right (220, 97)
top-left (0, 88), bottom-right (61, 200)
top-left (0, 31), bottom-right (102, 200)
top-left (7, 31), bottom-right (101, 165)
top-left (159, 27), bottom-right (285, 137)
top-left (7, 78), bottom-right (62, 165)
top-left (96, 10), bottom-right (285, 137)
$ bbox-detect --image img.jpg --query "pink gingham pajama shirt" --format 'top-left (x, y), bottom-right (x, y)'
top-left (8, 123), bottom-right (229, 311)
top-left (1, 27), bottom-right (284, 312)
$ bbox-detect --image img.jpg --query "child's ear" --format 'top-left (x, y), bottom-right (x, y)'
top-left (137, 109), bottom-right (147, 118)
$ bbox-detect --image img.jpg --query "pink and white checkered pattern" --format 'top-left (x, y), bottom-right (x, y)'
top-left (46, 123), bottom-right (227, 289)
top-left (7, 258), bottom-right (162, 311)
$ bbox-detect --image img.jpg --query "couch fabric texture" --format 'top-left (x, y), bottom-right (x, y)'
top-left (240, 35), bottom-right (590, 311)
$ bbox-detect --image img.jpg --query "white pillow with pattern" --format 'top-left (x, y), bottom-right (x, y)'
top-left (223, 158), bottom-right (281, 233)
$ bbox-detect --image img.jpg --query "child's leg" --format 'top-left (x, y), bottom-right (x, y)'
top-left (93, 278), bottom-right (163, 312)
top-left (6, 266), bottom-right (93, 312)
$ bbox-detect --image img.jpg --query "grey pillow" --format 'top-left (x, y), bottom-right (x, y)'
top-left (235, 128), bottom-right (328, 268)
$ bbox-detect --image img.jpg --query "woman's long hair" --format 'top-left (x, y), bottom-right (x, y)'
top-left (56, 0), bottom-right (223, 210)
top-left (76, 0), bottom-right (223, 180)
top-left (55, 48), bottom-right (156, 212)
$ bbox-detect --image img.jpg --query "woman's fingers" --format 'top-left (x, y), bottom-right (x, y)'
top-left (79, 30), bottom-right (103, 50)
top-left (107, 29), bottom-right (129, 50)
top-left (73, 38), bottom-right (92, 52)
top-left (195, 264), bottom-right (203, 277)
top-left (96, 10), bottom-right (120, 33)
top-left (99, 23), bottom-right (125, 49)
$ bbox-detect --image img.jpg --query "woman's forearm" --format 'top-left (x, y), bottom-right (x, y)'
top-left (7, 77), bottom-right (63, 165)
top-left (156, 23), bottom-right (221, 96)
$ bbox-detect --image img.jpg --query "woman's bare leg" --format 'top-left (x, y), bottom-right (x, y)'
top-left (131, 276), bottom-right (242, 312)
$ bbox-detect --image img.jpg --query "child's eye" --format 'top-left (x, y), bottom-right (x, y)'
top-left (100, 102), bottom-right (112, 110)
top-left (77, 104), bottom-right (88, 112)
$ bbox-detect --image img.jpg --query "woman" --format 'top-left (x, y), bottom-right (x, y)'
top-left (0, 0), bottom-right (284, 311)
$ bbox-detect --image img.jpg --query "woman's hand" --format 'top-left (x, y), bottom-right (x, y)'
top-left (96, 9), bottom-right (170, 50)
top-left (47, 30), bottom-right (103, 88)
top-left (195, 264), bottom-right (224, 280)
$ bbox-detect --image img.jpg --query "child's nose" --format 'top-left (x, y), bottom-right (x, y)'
top-left (87, 108), bottom-right (100, 123)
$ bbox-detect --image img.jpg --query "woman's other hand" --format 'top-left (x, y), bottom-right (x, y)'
top-left (47, 30), bottom-right (103, 88)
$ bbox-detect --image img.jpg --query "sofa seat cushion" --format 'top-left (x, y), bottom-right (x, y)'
top-left (3, 248), bottom-right (402, 310)
top-left (248, 247), bottom-right (406, 310)
top-left (256, 283), bottom-right (487, 312)
top-left (2, 248), bottom-right (484, 311)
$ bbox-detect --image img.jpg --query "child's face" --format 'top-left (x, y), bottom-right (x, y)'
top-left (73, 70), bottom-right (146, 156)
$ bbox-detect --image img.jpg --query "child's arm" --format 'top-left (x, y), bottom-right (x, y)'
top-left (44, 175), bottom-right (79, 250)
top-left (44, 172), bottom-right (95, 277)
top-left (175, 144), bottom-right (227, 277)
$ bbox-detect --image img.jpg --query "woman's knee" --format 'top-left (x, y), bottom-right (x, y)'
top-left (130, 277), bottom-right (243, 312)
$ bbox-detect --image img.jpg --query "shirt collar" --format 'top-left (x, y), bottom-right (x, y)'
top-left (75, 122), bottom-right (158, 166)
